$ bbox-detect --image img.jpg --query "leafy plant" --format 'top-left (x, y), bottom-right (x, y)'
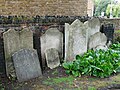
top-left (88, 86), bottom-right (96, 90)
top-left (63, 43), bottom-right (120, 78)
top-left (110, 42), bottom-right (120, 50)
top-left (0, 83), bottom-right (4, 90)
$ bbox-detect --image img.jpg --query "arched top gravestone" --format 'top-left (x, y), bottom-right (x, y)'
top-left (86, 18), bottom-right (100, 39)
top-left (65, 19), bottom-right (88, 61)
top-left (88, 32), bottom-right (107, 50)
top-left (40, 28), bottom-right (63, 68)
top-left (3, 28), bottom-right (33, 78)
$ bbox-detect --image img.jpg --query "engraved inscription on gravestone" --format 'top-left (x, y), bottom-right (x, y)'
top-left (12, 49), bottom-right (42, 82)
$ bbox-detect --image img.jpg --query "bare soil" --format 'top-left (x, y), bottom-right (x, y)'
top-left (0, 66), bottom-right (120, 90)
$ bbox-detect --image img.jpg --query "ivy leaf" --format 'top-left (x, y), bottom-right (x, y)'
top-left (72, 71), bottom-right (80, 77)
top-left (62, 62), bottom-right (70, 69)
top-left (66, 70), bottom-right (71, 74)
top-left (76, 55), bottom-right (81, 60)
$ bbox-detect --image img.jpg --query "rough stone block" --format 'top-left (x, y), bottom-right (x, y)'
top-left (45, 48), bottom-right (60, 69)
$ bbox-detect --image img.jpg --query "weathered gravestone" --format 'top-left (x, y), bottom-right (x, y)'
top-left (3, 28), bottom-right (33, 78)
top-left (88, 32), bottom-right (107, 50)
top-left (100, 24), bottom-right (114, 42)
top-left (45, 48), bottom-right (60, 69)
top-left (65, 19), bottom-right (88, 61)
top-left (94, 45), bottom-right (108, 51)
top-left (12, 49), bottom-right (42, 82)
top-left (40, 28), bottom-right (63, 68)
top-left (86, 17), bottom-right (100, 39)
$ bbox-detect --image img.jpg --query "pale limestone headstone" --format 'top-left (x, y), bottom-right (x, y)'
top-left (3, 28), bottom-right (33, 78)
top-left (45, 48), bottom-right (60, 69)
top-left (40, 28), bottom-right (63, 67)
top-left (94, 45), bottom-right (108, 51)
top-left (88, 32), bottom-right (107, 50)
top-left (12, 49), bottom-right (42, 82)
top-left (65, 19), bottom-right (88, 61)
top-left (87, 18), bottom-right (100, 39)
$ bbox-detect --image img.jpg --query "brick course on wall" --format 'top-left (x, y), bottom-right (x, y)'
top-left (0, 0), bottom-right (88, 16)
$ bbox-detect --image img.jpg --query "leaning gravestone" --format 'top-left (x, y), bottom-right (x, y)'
top-left (101, 24), bottom-right (114, 42)
top-left (3, 28), bottom-right (33, 78)
top-left (65, 19), bottom-right (88, 61)
top-left (88, 32), bottom-right (107, 50)
top-left (45, 48), bottom-right (60, 69)
top-left (12, 49), bottom-right (42, 82)
top-left (40, 28), bottom-right (63, 68)
top-left (86, 18), bottom-right (100, 39)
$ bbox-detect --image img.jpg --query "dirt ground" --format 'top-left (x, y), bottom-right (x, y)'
top-left (0, 66), bottom-right (120, 90)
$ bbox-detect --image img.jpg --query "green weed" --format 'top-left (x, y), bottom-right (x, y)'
top-left (43, 76), bottom-right (74, 85)
top-left (63, 43), bottom-right (120, 78)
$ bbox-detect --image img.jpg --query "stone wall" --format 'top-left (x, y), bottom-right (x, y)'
top-left (0, 0), bottom-right (88, 16)
top-left (100, 18), bottom-right (120, 30)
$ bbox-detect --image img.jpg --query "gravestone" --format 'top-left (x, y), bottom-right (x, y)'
top-left (101, 24), bottom-right (114, 42)
top-left (94, 45), bottom-right (108, 51)
top-left (87, 18), bottom-right (100, 39)
top-left (3, 28), bottom-right (33, 78)
top-left (65, 23), bottom-right (70, 62)
top-left (88, 32), bottom-right (107, 50)
top-left (40, 28), bottom-right (63, 68)
top-left (45, 48), bottom-right (60, 69)
top-left (12, 49), bottom-right (42, 82)
top-left (65, 19), bottom-right (88, 61)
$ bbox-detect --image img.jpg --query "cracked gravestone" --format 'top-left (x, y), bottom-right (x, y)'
top-left (40, 28), bottom-right (63, 68)
top-left (65, 19), bottom-right (88, 61)
top-left (3, 28), bottom-right (33, 78)
top-left (45, 48), bottom-right (60, 69)
top-left (88, 32), bottom-right (107, 50)
top-left (12, 49), bottom-right (42, 82)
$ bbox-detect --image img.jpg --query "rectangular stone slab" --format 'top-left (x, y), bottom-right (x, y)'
top-left (12, 49), bottom-right (42, 82)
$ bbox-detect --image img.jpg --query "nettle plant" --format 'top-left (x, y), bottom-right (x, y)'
top-left (63, 43), bottom-right (120, 78)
